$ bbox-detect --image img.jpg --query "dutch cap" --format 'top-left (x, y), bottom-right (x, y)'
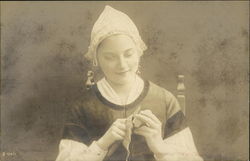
top-left (85, 5), bottom-right (147, 66)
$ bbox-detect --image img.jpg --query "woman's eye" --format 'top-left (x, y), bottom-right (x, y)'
top-left (124, 51), bottom-right (135, 58)
top-left (104, 56), bottom-right (114, 60)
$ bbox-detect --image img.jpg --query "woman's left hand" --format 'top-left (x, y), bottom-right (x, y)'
top-left (133, 110), bottom-right (165, 154)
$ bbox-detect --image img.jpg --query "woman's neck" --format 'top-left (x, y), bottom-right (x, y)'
top-left (105, 76), bottom-right (136, 100)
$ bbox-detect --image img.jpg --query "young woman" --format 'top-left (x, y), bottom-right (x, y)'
top-left (56, 5), bottom-right (203, 161)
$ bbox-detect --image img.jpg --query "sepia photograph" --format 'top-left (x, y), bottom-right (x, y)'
top-left (1, 1), bottom-right (249, 161)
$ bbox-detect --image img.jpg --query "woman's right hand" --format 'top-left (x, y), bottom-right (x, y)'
top-left (96, 118), bottom-right (126, 151)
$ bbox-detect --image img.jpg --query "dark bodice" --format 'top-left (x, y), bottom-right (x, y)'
top-left (62, 80), bottom-right (187, 161)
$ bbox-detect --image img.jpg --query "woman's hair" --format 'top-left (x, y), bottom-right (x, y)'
top-left (95, 33), bottom-right (144, 59)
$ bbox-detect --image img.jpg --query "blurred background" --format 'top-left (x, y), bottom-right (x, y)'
top-left (1, 1), bottom-right (249, 161)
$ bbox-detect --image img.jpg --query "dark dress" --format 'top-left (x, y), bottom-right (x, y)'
top-left (62, 80), bottom-right (187, 161)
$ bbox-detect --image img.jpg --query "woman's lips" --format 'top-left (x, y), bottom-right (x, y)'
top-left (116, 70), bottom-right (130, 75)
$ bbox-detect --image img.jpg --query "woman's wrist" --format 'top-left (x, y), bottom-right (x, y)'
top-left (96, 135), bottom-right (113, 151)
top-left (148, 137), bottom-right (166, 155)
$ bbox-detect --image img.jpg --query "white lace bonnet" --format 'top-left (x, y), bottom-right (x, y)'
top-left (84, 5), bottom-right (147, 66)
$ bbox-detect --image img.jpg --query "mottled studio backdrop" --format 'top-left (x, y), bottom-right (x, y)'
top-left (1, 1), bottom-right (249, 161)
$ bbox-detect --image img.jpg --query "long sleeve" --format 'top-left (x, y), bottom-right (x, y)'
top-left (56, 100), bottom-right (109, 161)
top-left (55, 139), bottom-right (108, 161)
top-left (154, 127), bottom-right (203, 161)
top-left (154, 90), bottom-right (203, 161)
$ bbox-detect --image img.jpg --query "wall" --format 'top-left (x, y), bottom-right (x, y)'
top-left (1, 1), bottom-right (249, 161)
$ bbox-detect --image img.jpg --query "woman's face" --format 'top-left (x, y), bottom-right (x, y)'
top-left (97, 34), bottom-right (140, 85)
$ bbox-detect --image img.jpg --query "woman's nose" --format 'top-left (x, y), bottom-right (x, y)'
top-left (117, 56), bottom-right (127, 69)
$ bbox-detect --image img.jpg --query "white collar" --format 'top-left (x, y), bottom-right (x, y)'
top-left (96, 75), bottom-right (144, 106)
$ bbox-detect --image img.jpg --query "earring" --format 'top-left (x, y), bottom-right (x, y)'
top-left (136, 69), bottom-right (141, 74)
top-left (86, 71), bottom-right (95, 90)
top-left (136, 64), bottom-right (141, 75)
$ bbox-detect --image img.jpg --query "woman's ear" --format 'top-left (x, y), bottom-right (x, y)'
top-left (136, 47), bottom-right (143, 57)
